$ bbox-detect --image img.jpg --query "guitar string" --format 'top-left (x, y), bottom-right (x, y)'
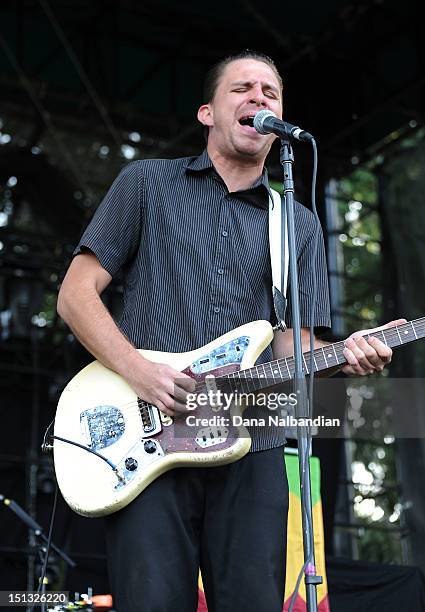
top-left (63, 321), bottom-right (425, 472)
top-left (84, 321), bottom-right (425, 413)
top-left (216, 321), bottom-right (425, 385)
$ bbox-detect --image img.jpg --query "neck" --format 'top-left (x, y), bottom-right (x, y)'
top-left (216, 318), bottom-right (425, 395)
top-left (207, 147), bottom-right (265, 192)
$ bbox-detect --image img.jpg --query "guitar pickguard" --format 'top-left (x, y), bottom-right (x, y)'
top-left (80, 405), bottom-right (126, 451)
top-left (54, 319), bottom-right (276, 516)
top-left (188, 335), bottom-right (249, 377)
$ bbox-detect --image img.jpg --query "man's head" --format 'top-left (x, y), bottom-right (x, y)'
top-left (203, 51), bottom-right (283, 105)
top-left (197, 51), bottom-right (283, 162)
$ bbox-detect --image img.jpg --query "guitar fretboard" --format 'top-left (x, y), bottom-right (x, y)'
top-left (221, 318), bottom-right (425, 394)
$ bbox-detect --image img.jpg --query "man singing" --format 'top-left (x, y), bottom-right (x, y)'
top-left (57, 50), bottom-right (399, 611)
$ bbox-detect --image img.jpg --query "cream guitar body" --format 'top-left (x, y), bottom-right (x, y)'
top-left (53, 320), bottom-right (273, 517)
top-left (54, 315), bottom-right (425, 517)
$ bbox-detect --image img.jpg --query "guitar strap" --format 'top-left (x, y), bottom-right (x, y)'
top-left (269, 188), bottom-right (289, 332)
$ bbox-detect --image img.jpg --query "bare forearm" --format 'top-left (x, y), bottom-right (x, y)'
top-left (57, 283), bottom-right (145, 380)
top-left (57, 252), bottom-right (194, 415)
top-left (272, 329), bottom-right (340, 377)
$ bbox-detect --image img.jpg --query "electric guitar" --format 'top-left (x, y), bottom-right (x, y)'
top-left (53, 317), bottom-right (425, 517)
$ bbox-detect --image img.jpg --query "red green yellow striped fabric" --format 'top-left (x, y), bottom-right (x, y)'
top-left (197, 452), bottom-right (329, 611)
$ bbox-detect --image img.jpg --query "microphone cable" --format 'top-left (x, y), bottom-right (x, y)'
top-left (29, 484), bottom-right (58, 612)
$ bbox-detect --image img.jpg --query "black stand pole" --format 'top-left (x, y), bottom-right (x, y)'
top-left (279, 139), bottom-right (322, 612)
top-left (1, 492), bottom-right (75, 612)
top-left (26, 325), bottom-right (41, 599)
top-left (0, 494), bottom-right (76, 568)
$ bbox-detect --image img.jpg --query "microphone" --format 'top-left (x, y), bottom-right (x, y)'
top-left (253, 110), bottom-right (314, 142)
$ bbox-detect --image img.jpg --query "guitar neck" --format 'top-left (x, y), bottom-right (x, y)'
top-left (225, 318), bottom-right (425, 392)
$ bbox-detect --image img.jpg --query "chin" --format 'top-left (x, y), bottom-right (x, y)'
top-left (235, 143), bottom-right (268, 159)
top-left (238, 135), bottom-right (271, 155)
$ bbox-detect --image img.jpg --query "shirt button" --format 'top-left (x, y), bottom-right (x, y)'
top-left (217, 268), bottom-right (224, 275)
top-left (214, 306), bottom-right (220, 313)
top-left (221, 230), bottom-right (228, 237)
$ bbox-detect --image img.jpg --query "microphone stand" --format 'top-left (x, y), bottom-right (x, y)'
top-left (0, 494), bottom-right (76, 567)
top-left (0, 493), bottom-right (75, 612)
top-left (279, 138), bottom-right (322, 612)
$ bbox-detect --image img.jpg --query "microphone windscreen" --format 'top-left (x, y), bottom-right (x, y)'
top-left (253, 109), bottom-right (276, 134)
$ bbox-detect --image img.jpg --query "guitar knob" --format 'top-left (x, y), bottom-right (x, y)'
top-left (124, 457), bottom-right (138, 471)
top-left (144, 440), bottom-right (157, 454)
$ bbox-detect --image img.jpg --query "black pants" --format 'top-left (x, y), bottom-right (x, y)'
top-left (105, 446), bottom-right (289, 612)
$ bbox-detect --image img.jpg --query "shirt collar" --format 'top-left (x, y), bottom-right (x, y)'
top-left (185, 149), bottom-right (214, 173)
top-left (185, 150), bottom-right (272, 210)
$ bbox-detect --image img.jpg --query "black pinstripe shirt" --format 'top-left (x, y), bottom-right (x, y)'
top-left (74, 149), bottom-right (331, 451)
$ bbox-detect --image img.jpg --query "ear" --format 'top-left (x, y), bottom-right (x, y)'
top-left (197, 104), bottom-right (213, 127)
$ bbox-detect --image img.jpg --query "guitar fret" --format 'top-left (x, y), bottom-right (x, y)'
top-left (272, 362), bottom-right (280, 378)
top-left (241, 375), bottom-right (250, 393)
top-left (386, 331), bottom-right (395, 345)
top-left (285, 359), bottom-right (292, 379)
top-left (231, 375), bottom-right (240, 392)
top-left (220, 317), bottom-right (425, 393)
top-left (265, 362), bottom-right (274, 383)
top-left (225, 372), bottom-right (234, 392)
top-left (276, 360), bottom-right (283, 381)
top-left (226, 372), bottom-right (237, 392)
top-left (258, 364), bottom-right (267, 387)
top-left (319, 348), bottom-right (327, 370)
top-left (326, 348), bottom-right (335, 364)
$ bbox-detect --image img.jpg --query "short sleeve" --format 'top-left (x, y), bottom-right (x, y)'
top-left (73, 162), bottom-right (143, 277)
top-left (284, 205), bottom-right (331, 329)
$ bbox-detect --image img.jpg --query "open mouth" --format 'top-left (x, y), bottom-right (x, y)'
top-left (238, 115), bottom-right (255, 127)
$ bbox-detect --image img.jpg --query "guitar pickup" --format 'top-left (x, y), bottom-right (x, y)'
top-left (137, 399), bottom-right (162, 437)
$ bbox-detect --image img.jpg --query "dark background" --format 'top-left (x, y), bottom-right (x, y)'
top-left (1, 0), bottom-right (425, 604)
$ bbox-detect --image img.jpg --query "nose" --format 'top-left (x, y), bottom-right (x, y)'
top-left (249, 85), bottom-right (267, 108)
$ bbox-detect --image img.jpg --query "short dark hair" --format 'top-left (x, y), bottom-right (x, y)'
top-left (203, 50), bottom-right (283, 103)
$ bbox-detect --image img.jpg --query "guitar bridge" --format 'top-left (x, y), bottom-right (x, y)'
top-left (138, 399), bottom-right (162, 437)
